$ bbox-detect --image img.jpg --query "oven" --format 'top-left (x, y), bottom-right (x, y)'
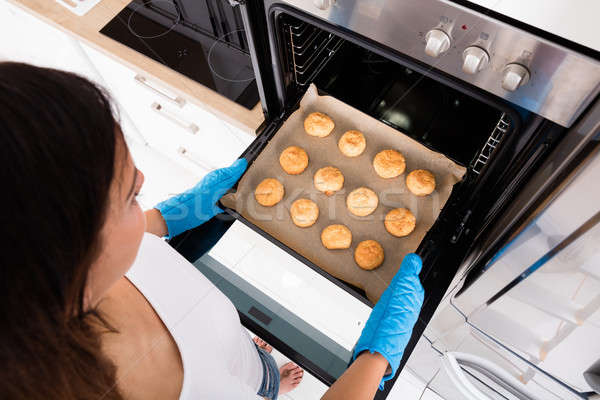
top-left (169, 0), bottom-right (600, 398)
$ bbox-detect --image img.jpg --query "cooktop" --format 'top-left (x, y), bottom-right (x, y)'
top-left (100, 0), bottom-right (259, 110)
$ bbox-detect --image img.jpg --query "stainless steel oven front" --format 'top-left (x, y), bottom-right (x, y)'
top-left (171, 0), bottom-right (600, 398)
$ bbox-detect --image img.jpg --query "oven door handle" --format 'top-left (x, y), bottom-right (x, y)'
top-left (442, 352), bottom-right (544, 400)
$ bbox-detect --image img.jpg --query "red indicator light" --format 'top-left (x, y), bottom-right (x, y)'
top-left (462, 24), bottom-right (468, 30)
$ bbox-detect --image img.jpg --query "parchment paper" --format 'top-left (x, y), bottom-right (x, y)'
top-left (222, 84), bottom-right (466, 303)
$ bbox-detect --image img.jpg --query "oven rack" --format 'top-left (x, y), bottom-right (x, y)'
top-left (471, 113), bottom-right (511, 175)
top-left (284, 19), bottom-right (344, 86)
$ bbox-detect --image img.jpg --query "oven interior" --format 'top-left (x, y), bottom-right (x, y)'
top-left (277, 14), bottom-right (518, 172)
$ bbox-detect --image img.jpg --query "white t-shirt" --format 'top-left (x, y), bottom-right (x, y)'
top-left (126, 233), bottom-right (263, 399)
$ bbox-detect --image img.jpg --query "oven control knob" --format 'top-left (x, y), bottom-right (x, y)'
top-left (424, 29), bottom-right (451, 58)
top-left (501, 63), bottom-right (530, 91)
top-left (462, 46), bottom-right (489, 74)
top-left (313, 0), bottom-right (335, 10)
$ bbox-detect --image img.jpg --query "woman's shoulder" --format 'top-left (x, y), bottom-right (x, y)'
top-left (125, 233), bottom-right (237, 328)
top-left (127, 233), bottom-right (215, 296)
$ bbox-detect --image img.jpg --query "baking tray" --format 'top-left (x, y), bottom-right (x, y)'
top-left (220, 84), bottom-right (466, 304)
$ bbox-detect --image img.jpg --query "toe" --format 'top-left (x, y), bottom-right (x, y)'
top-left (279, 362), bottom-right (295, 376)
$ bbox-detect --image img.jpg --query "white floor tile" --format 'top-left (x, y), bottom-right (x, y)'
top-left (420, 388), bottom-right (445, 400)
top-left (386, 369), bottom-right (426, 400)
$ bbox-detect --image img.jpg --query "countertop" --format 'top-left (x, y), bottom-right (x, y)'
top-left (8, 0), bottom-right (264, 135)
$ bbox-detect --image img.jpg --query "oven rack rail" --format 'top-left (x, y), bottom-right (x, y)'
top-left (284, 19), bottom-right (344, 86)
top-left (471, 113), bottom-right (511, 175)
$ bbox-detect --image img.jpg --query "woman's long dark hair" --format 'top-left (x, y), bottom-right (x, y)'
top-left (0, 62), bottom-right (123, 399)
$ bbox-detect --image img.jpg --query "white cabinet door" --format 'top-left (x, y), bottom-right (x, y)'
top-left (79, 42), bottom-right (253, 176)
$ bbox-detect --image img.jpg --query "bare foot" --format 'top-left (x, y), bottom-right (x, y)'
top-left (253, 337), bottom-right (273, 354)
top-left (279, 362), bottom-right (303, 394)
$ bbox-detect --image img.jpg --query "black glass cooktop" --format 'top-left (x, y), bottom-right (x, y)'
top-left (101, 0), bottom-right (259, 110)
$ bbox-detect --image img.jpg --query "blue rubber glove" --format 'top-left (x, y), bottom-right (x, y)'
top-left (351, 253), bottom-right (425, 390)
top-left (154, 158), bottom-right (247, 238)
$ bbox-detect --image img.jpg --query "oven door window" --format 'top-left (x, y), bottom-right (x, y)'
top-left (190, 220), bottom-right (371, 384)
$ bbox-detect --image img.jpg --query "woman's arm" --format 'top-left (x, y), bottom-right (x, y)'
top-left (321, 352), bottom-right (389, 400)
top-left (322, 253), bottom-right (424, 399)
top-left (146, 159), bottom-right (247, 239)
top-left (145, 209), bottom-right (168, 237)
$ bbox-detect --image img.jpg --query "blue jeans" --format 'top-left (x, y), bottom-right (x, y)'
top-left (255, 344), bottom-right (280, 399)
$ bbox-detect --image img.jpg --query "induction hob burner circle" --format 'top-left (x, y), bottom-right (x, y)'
top-left (207, 29), bottom-right (255, 83)
top-left (127, 0), bottom-right (181, 40)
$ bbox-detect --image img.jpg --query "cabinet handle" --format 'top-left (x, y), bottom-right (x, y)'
top-left (151, 102), bottom-right (199, 134)
top-left (177, 147), bottom-right (215, 172)
top-left (135, 75), bottom-right (186, 107)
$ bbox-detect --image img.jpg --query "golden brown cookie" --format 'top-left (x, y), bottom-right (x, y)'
top-left (373, 149), bottom-right (406, 178)
top-left (254, 178), bottom-right (284, 206)
top-left (314, 166), bottom-right (344, 196)
top-left (346, 187), bottom-right (379, 217)
top-left (321, 224), bottom-right (352, 249)
top-left (290, 198), bottom-right (319, 227)
top-left (384, 208), bottom-right (416, 237)
top-left (406, 169), bottom-right (436, 196)
top-left (304, 112), bottom-right (335, 137)
top-left (354, 240), bottom-right (384, 270)
top-left (279, 146), bottom-right (309, 175)
top-left (338, 130), bottom-right (366, 157)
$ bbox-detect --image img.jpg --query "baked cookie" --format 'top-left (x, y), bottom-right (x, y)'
top-left (254, 178), bottom-right (284, 206)
top-left (354, 240), bottom-right (384, 270)
top-left (384, 208), bottom-right (416, 237)
top-left (321, 224), bottom-right (352, 249)
top-left (338, 130), bottom-right (366, 157)
top-left (406, 169), bottom-right (436, 196)
top-left (279, 146), bottom-right (309, 175)
top-left (304, 112), bottom-right (335, 137)
top-left (346, 187), bottom-right (379, 217)
top-left (373, 149), bottom-right (406, 178)
top-left (314, 166), bottom-right (344, 196)
top-left (290, 198), bottom-right (319, 227)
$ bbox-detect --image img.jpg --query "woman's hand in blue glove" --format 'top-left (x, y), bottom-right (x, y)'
top-left (351, 253), bottom-right (425, 390)
top-left (153, 158), bottom-right (247, 238)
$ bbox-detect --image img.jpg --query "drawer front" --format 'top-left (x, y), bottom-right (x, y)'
top-left (80, 42), bottom-right (254, 175)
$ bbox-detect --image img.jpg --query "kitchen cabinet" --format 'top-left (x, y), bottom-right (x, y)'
top-left (79, 42), bottom-right (254, 176)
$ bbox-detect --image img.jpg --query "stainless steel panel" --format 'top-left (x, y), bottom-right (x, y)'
top-left (273, 0), bottom-right (600, 127)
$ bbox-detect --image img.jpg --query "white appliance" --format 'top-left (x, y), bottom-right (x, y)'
top-left (406, 149), bottom-right (600, 399)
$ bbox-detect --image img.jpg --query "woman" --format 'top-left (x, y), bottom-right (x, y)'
top-left (0, 62), bottom-right (423, 399)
